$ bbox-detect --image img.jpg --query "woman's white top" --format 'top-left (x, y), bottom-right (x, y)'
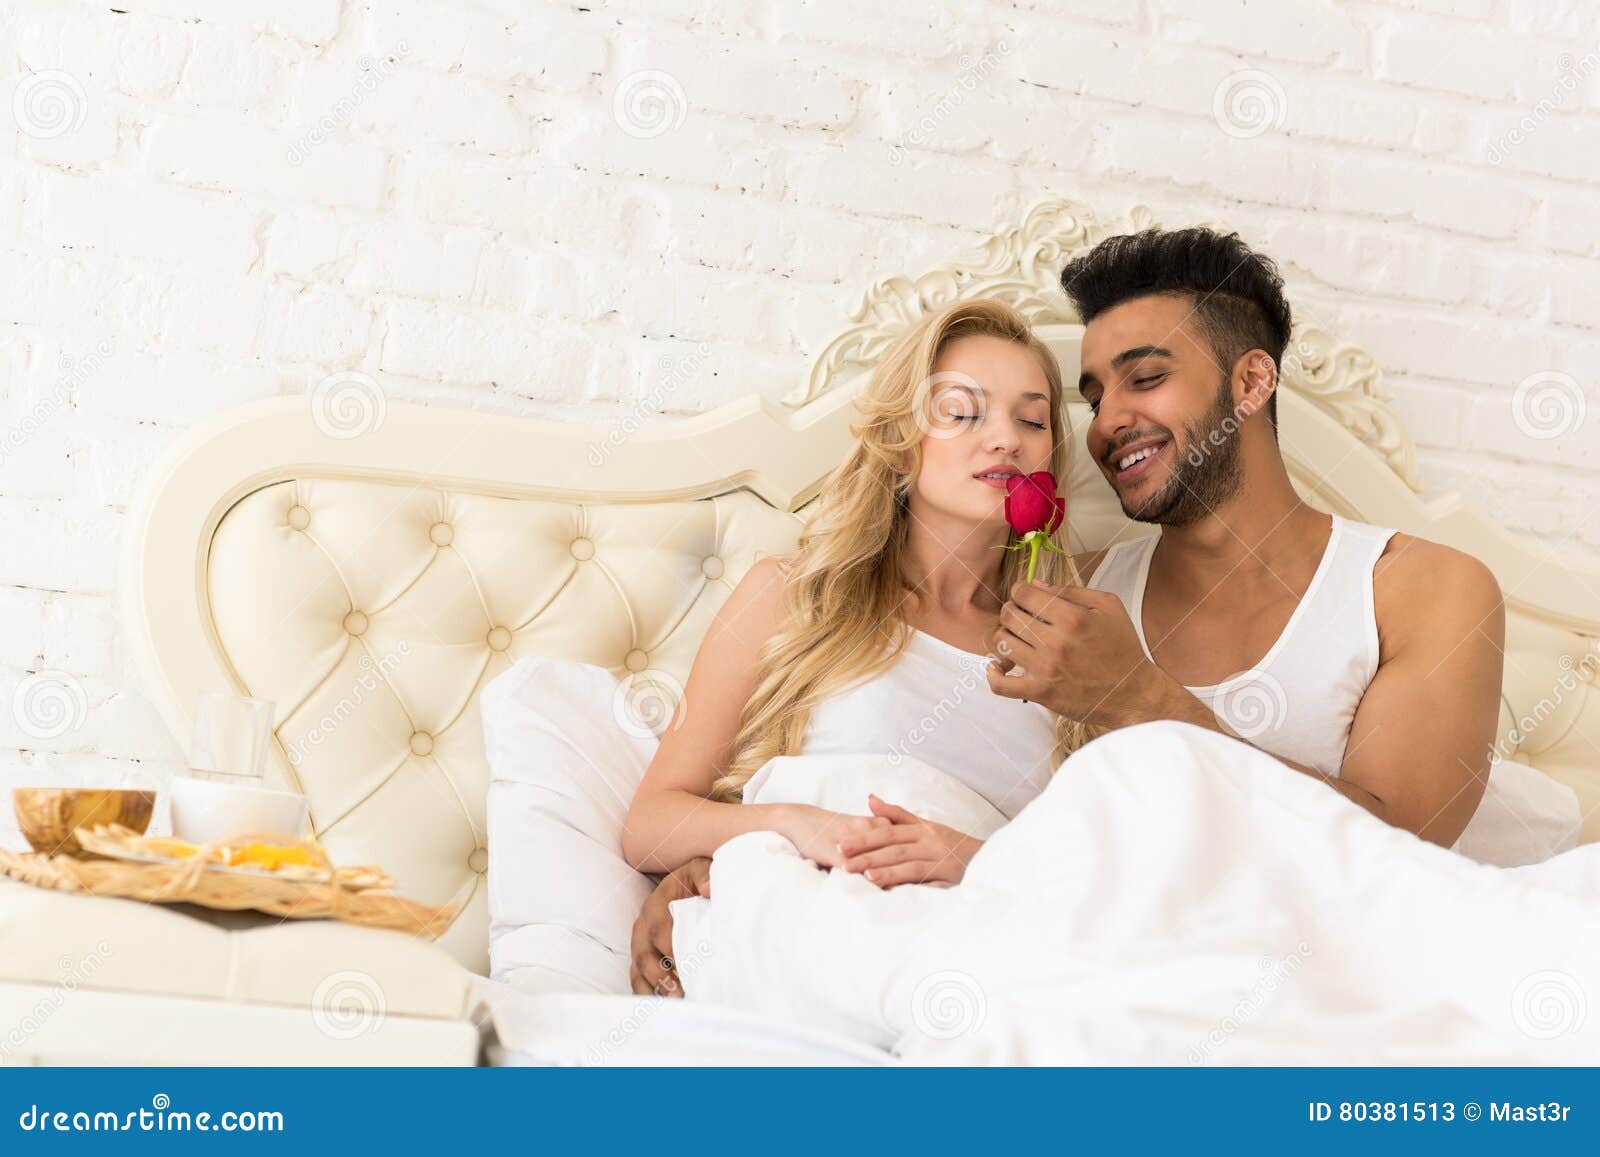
top-left (796, 625), bottom-right (1061, 819)
top-left (1086, 514), bottom-right (1397, 778)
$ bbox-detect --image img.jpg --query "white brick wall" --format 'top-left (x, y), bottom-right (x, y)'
top-left (0, 0), bottom-right (1596, 822)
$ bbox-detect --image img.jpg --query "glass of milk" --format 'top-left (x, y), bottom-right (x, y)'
top-left (172, 693), bottom-right (308, 843)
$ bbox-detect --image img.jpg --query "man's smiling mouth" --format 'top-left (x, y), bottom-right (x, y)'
top-left (1109, 439), bottom-right (1169, 482)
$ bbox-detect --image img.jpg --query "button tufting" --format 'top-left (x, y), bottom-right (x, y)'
top-left (486, 626), bottom-right (511, 651)
top-left (429, 521), bottom-right (454, 546)
top-left (409, 731), bottom-right (434, 756)
top-left (342, 610), bottom-right (368, 636)
top-left (701, 555), bottom-right (724, 579)
top-left (623, 648), bottom-right (649, 672)
top-left (570, 536), bottom-right (595, 561)
top-left (467, 846), bottom-right (488, 874)
top-left (287, 505), bottom-right (311, 531)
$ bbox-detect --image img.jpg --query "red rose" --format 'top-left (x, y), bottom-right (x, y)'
top-left (1004, 471), bottom-right (1065, 537)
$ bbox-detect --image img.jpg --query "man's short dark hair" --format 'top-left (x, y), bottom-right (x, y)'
top-left (1059, 227), bottom-right (1292, 430)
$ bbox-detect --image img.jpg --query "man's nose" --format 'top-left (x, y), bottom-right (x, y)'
top-left (1091, 391), bottom-right (1136, 455)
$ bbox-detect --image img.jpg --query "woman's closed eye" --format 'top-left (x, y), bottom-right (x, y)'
top-left (954, 414), bottom-right (1047, 430)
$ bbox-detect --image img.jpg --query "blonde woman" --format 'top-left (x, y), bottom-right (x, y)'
top-left (621, 298), bottom-right (1098, 995)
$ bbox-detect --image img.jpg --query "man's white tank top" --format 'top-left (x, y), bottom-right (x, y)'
top-left (1086, 514), bottom-right (1396, 778)
top-left (797, 627), bottom-right (1060, 819)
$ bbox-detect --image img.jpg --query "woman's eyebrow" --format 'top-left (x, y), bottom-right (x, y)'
top-left (947, 382), bottom-right (1050, 403)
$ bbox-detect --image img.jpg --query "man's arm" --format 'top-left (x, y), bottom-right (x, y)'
top-left (1115, 537), bottom-right (1503, 842)
top-left (1331, 536), bottom-right (1503, 844)
top-left (1132, 670), bottom-right (1394, 817)
top-left (630, 857), bottom-right (711, 997)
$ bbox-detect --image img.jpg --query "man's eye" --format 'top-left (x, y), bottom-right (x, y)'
top-left (1134, 374), bottom-right (1167, 387)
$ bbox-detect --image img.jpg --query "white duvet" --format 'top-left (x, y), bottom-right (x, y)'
top-left (671, 720), bottom-right (1600, 1064)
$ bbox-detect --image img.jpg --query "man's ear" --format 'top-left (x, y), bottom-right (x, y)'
top-left (1233, 350), bottom-right (1277, 419)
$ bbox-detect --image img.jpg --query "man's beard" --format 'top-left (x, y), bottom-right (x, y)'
top-left (1118, 378), bottom-right (1244, 527)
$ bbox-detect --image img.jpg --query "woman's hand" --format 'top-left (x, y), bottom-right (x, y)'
top-left (779, 804), bottom-right (893, 869)
top-left (838, 794), bottom-right (983, 887)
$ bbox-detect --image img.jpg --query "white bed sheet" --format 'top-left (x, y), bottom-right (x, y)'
top-left (473, 976), bottom-right (894, 1066)
top-left (672, 721), bottom-right (1600, 1065)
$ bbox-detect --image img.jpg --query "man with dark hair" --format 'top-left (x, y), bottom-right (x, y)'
top-left (986, 226), bottom-right (1504, 847)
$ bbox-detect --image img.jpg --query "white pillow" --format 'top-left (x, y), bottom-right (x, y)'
top-left (482, 657), bottom-right (657, 995)
top-left (1451, 755), bottom-right (1581, 867)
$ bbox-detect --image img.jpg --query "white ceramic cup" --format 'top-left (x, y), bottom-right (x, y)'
top-left (168, 776), bottom-right (310, 845)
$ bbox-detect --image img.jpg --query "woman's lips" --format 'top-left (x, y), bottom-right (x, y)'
top-left (974, 473), bottom-right (1017, 489)
top-left (1112, 441), bottom-right (1169, 483)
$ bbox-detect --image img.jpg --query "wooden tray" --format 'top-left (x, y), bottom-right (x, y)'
top-left (0, 825), bottom-right (458, 939)
top-left (74, 825), bottom-right (395, 889)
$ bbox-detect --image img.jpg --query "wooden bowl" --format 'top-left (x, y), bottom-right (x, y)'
top-left (11, 788), bottom-right (156, 857)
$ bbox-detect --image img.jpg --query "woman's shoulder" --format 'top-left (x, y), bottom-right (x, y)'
top-left (736, 552), bottom-right (797, 596)
top-left (714, 553), bottom-right (795, 637)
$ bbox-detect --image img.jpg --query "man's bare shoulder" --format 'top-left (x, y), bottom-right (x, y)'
top-left (1374, 532), bottom-right (1500, 599)
top-left (1373, 532), bottom-right (1503, 651)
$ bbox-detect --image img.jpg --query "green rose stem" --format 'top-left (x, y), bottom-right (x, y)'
top-left (992, 524), bottom-right (1068, 579)
top-left (996, 528), bottom-right (1067, 583)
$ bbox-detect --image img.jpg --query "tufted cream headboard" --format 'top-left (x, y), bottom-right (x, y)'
top-left (122, 197), bottom-right (1600, 974)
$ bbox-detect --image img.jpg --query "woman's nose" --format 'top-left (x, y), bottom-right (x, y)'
top-left (985, 419), bottom-right (1024, 452)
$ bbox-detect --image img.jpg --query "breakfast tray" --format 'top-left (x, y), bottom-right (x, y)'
top-left (0, 825), bottom-right (458, 939)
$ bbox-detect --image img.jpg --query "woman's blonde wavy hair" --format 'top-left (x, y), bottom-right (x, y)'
top-left (709, 297), bottom-right (1101, 802)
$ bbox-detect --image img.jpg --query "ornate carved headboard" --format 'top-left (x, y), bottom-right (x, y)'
top-left (122, 197), bottom-right (1600, 974)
